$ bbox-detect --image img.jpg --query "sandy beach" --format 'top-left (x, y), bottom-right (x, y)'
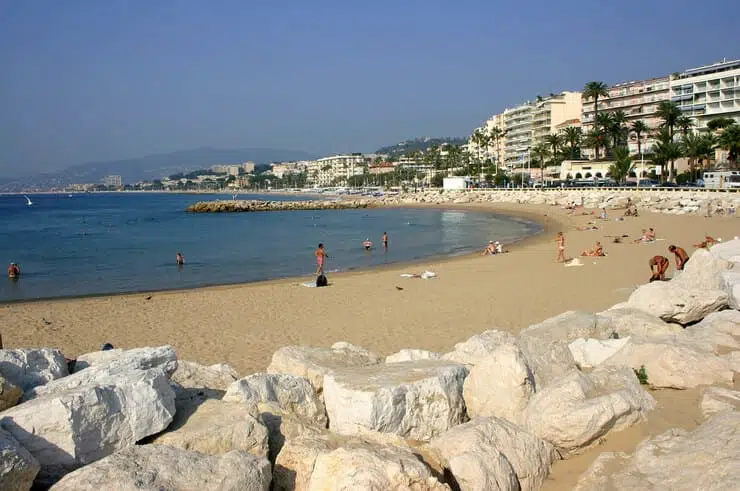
top-left (1, 201), bottom-right (738, 488)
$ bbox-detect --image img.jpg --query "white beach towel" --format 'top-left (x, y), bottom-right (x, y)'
top-left (400, 271), bottom-right (438, 279)
top-left (300, 282), bottom-right (316, 288)
top-left (565, 258), bottom-right (583, 267)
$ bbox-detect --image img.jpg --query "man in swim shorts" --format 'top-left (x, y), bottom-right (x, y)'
top-left (382, 232), bottom-right (388, 249)
top-left (668, 245), bottom-right (689, 270)
top-left (176, 252), bottom-right (184, 265)
top-left (649, 255), bottom-right (669, 282)
top-left (8, 262), bottom-right (20, 278)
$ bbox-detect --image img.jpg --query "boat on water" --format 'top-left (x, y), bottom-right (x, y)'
top-left (23, 195), bottom-right (33, 206)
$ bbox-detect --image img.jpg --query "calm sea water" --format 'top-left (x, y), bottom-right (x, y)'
top-left (0, 193), bottom-right (540, 302)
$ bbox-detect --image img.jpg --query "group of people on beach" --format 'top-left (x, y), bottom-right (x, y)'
top-left (649, 245), bottom-right (689, 281)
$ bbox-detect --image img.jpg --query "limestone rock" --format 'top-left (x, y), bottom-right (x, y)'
top-left (596, 307), bottom-right (682, 338)
top-left (152, 399), bottom-right (269, 458)
top-left (1, 367), bottom-right (175, 486)
top-left (257, 407), bottom-right (326, 463)
top-left (625, 281), bottom-right (728, 325)
top-left (463, 344), bottom-right (535, 424)
top-left (323, 360), bottom-right (468, 441)
top-left (274, 433), bottom-right (447, 491)
top-left (266, 343), bottom-right (380, 394)
top-left (224, 373), bottom-right (327, 427)
top-left (386, 349), bottom-right (441, 363)
top-left (568, 338), bottom-right (631, 368)
top-left (0, 427), bottom-right (39, 491)
top-left (523, 366), bottom-right (656, 456)
top-left (0, 375), bottom-right (22, 411)
top-left (685, 309), bottom-right (740, 353)
top-left (601, 337), bottom-right (733, 389)
top-left (516, 336), bottom-right (576, 391)
top-left (700, 386), bottom-right (740, 419)
top-left (428, 417), bottom-right (558, 491)
top-left (0, 348), bottom-right (68, 391)
top-left (25, 345), bottom-right (177, 400)
top-left (673, 248), bottom-right (729, 291)
top-left (519, 311), bottom-right (616, 345)
top-left (171, 360), bottom-right (239, 390)
top-left (72, 349), bottom-right (124, 371)
top-left (50, 445), bottom-right (271, 491)
top-left (573, 411), bottom-right (740, 490)
top-left (721, 270), bottom-right (740, 309)
top-left (708, 238), bottom-right (740, 263)
top-left (441, 330), bottom-right (517, 366)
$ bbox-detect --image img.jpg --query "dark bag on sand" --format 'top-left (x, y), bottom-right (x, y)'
top-left (316, 274), bottom-right (328, 287)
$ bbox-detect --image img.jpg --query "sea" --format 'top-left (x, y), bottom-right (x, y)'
top-left (0, 193), bottom-right (541, 302)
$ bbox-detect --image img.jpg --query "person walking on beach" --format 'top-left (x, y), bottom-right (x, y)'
top-left (382, 232), bottom-right (388, 249)
top-left (668, 245), bottom-right (689, 271)
top-left (315, 243), bottom-right (328, 275)
top-left (649, 255), bottom-right (670, 282)
top-left (176, 252), bottom-right (185, 265)
top-left (555, 232), bottom-right (566, 263)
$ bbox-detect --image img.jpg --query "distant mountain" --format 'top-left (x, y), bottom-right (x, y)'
top-left (0, 147), bottom-right (316, 192)
top-left (375, 137), bottom-right (467, 158)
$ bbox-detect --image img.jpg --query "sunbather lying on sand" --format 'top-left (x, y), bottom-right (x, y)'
top-left (581, 241), bottom-right (605, 257)
top-left (693, 236), bottom-right (719, 248)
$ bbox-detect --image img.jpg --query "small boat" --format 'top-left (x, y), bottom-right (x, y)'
top-left (24, 195), bottom-right (33, 206)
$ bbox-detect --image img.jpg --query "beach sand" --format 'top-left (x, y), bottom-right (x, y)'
top-left (1, 202), bottom-right (737, 488)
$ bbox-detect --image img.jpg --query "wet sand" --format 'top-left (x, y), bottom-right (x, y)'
top-left (1, 202), bottom-right (737, 488)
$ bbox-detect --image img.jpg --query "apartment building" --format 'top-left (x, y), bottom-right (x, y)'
top-left (101, 175), bottom-right (122, 187)
top-left (502, 101), bottom-right (535, 168)
top-left (270, 161), bottom-right (308, 179)
top-left (306, 154), bottom-right (366, 187)
top-left (671, 58), bottom-right (740, 131)
top-left (531, 92), bottom-right (583, 146)
top-left (581, 76), bottom-right (670, 159)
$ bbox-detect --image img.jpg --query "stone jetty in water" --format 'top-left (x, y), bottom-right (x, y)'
top-left (186, 199), bottom-right (373, 213)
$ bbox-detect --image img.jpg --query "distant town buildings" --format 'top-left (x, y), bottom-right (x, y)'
top-left (305, 154), bottom-right (367, 187)
top-left (101, 175), bottom-right (122, 187)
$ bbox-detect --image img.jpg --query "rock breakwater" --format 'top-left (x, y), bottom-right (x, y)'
top-left (186, 199), bottom-right (373, 213)
top-left (1, 240), bottom-right (738, 490)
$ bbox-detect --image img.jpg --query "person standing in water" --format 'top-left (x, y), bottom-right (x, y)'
top-left (363, 238), bottom-right (373, 251)
top-left (176, 252), bottom-right (184, 265)
top-left (382, 232), bottom-right (388, 249)
top-left (315, 243), bottom-right (328, 275)
top-left (8, 262), bottom-right (20, 279)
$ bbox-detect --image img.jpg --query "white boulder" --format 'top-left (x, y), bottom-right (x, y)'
top-left (441, 330), bottom-right (517, 366)
top-left (685, 309), bottom-right (740, 353)
top-left (427, 417), bottom-right (558, 491)
top-left (463, 344), bottom-right (535, 424)
top-left (519, 311), bottom-right (616, 344)
top-left (700, 386), bottom-right (740, 419)
top-left (171, 360), bottom-right (239, 391)
top-left (224, 373), bottom-right (327, 427)
top-left (323, 360), bottom-right (468, 441)
top-left (72, 349), bottom-right (124, 371)
top-left (25, 345), bottom-right (177, 400)
top-left (274, 433), bottom-right (447, 491)
top-left (152, 399), bottom-right (269, 458)
top-left (0, 427), bottom-right (40, 491)
top-left (0, 374), bottom-right (22, 411)
top-left (568, 337), bottom-right (631, 368)
top-left (720, 270), bottom-right (740, 309)
top-left (625, 281), bottom-right (728, 325)
top-left (673, 247), bottom-right (729, 291)
top-left (386, 349), bottom-right (441, 363)
top-left (1, 367), bottom-right (175, 486)
top-left (516, 336), bottom-right (576, 391)
top-left (50, 445), bottom-right (271, 491)
top-left (0, 348), bottom-right (68, 391)
top-left (266, 343), bottom-right (380, 394)
top-left (573, 411), bottom-right (740, 491)
top-left (601, 337), bottom-right (733, 389)
top-left (708, 238), bottom-right (740, 263)
top-left (596, 307), bottom-right (682, 338)
top-left (523, 366), bottom-right (656, 456)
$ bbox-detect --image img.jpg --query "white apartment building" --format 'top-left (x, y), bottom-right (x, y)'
top-left (670, 58), bottom-right (740, 132)
top-left (581, 76), bottom-right (670, 159)
top-left (503, 101), bottom-right (534, 168)
top-left (306, 154), bottom-right (366, 187)
top-left (242, 161), bottom-right (256, 173)
top-left (532, 91), bottom-right (583, 146)
top-left (467, 113), bottom-right (505, 166)
top-left (270, 161), bottom-right (307, 179)
top-left (211, 164), bottom-right (242, 176)
top-left (102, 175), bottom-right (122, 187)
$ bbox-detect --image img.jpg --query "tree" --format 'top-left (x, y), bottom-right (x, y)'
top-left (608, 147), bottom-right (634, 184)
top-left (584, 127), bottom-right (608, 161)
top-left (544, 133), bottom-right (563, 166)
top-left (488, 127), bottom-right (505, 172)
top-left (676, 115), bottom-right (694, 138)
top-left (583, 81), bottom-right (610, 159)
top-left (445, 144), bottom-right (462, 175)
top-left (717, 124), bottom-right (740, 168)
top-left (655, 101), bottom-right (682, 181)
top-left (682, 132), bottom-right (715, 181)
top-left (561, 126), bottom-right (582, 159)
top-left (610, 110), bottom-right (629, 148)
top-left (531, 143), bottom-right (551, 184)
top-left (630, 120), bottom-right (650, 158)
top-left (652, 128), bottom-right (683, 182)
top-left (707, 117), bottom-right (736, 132)
top-left (470, 128), bottom-right (489, 166)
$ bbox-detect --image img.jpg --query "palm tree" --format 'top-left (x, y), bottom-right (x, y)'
top-left (652, 128), bottom-right (683, 182)
top-left (717, 124), bottom-right (740, 168)
top-left (610, 110), bottom-right (629, 148)
top-left (676, 115), bottom-right (694, 138)
top-left (583, 127), bottom-right (608, 162)
top-left (531, 143), bottom-right (551, 185)
top-left (561, 126), bottom-right (582, 160)
top-left (595, 112), bottom-right (614, 157)
top-left (608, 147), bottom-right (634, 184)
top-left (630, 120), bottom-right (650, 158)
top-left (470, 128), bottom-right (489, 165)
top-left (655, 101), bottom-right (683, 181)
top-left (487, 127), bottom-right (505, 173)
top-left (583, 81), bottom-right (610, 159)
top-left (707, 117), bottom-right (736, 132)
top-left (682, 133), bottom-right (715, 181)
top-left (444, 144), bottom-right (462, 175)
top-left (544, 133), bottom-right (563, 166)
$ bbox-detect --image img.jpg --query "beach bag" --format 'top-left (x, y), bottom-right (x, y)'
top-left (316, 274), bottom-right (328, 287)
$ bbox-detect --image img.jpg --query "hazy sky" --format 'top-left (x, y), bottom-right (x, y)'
top-left (1, 1), bottom-right (738, 177)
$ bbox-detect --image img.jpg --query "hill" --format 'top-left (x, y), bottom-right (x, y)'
top-left (375, 137), bottom-right (467, 158)
top-left (0, 147), bottom-right (316, 192)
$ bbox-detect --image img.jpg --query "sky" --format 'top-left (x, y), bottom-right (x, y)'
top-left (1, 0), bottom-right (739, 177)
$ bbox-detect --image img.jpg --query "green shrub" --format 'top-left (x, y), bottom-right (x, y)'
top-left (633, 365), bottom-right (649, 385)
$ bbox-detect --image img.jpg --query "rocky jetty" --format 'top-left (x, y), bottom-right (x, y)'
top-left (1, 240), bottom-right (739, 490)
top-left (368, 188), bottom-right (740, 215)
top-left (186, 199), bottom-right (373, 213)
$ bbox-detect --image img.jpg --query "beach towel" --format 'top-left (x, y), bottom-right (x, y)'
top-left (400, 271), bottom-right (437, 279)
top-left (565, 258), bottom-right (583, 267)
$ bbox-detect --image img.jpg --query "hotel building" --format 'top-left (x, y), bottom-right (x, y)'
top-left (531, 92), bottom-right (583, 146)
top-left (306, 154), bottom-right (366, 187)
top-left (101, 175), bottom-right (122, 187)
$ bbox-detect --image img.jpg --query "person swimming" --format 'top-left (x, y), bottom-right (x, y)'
top-left (363, 238), bottom-right (373, 251)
